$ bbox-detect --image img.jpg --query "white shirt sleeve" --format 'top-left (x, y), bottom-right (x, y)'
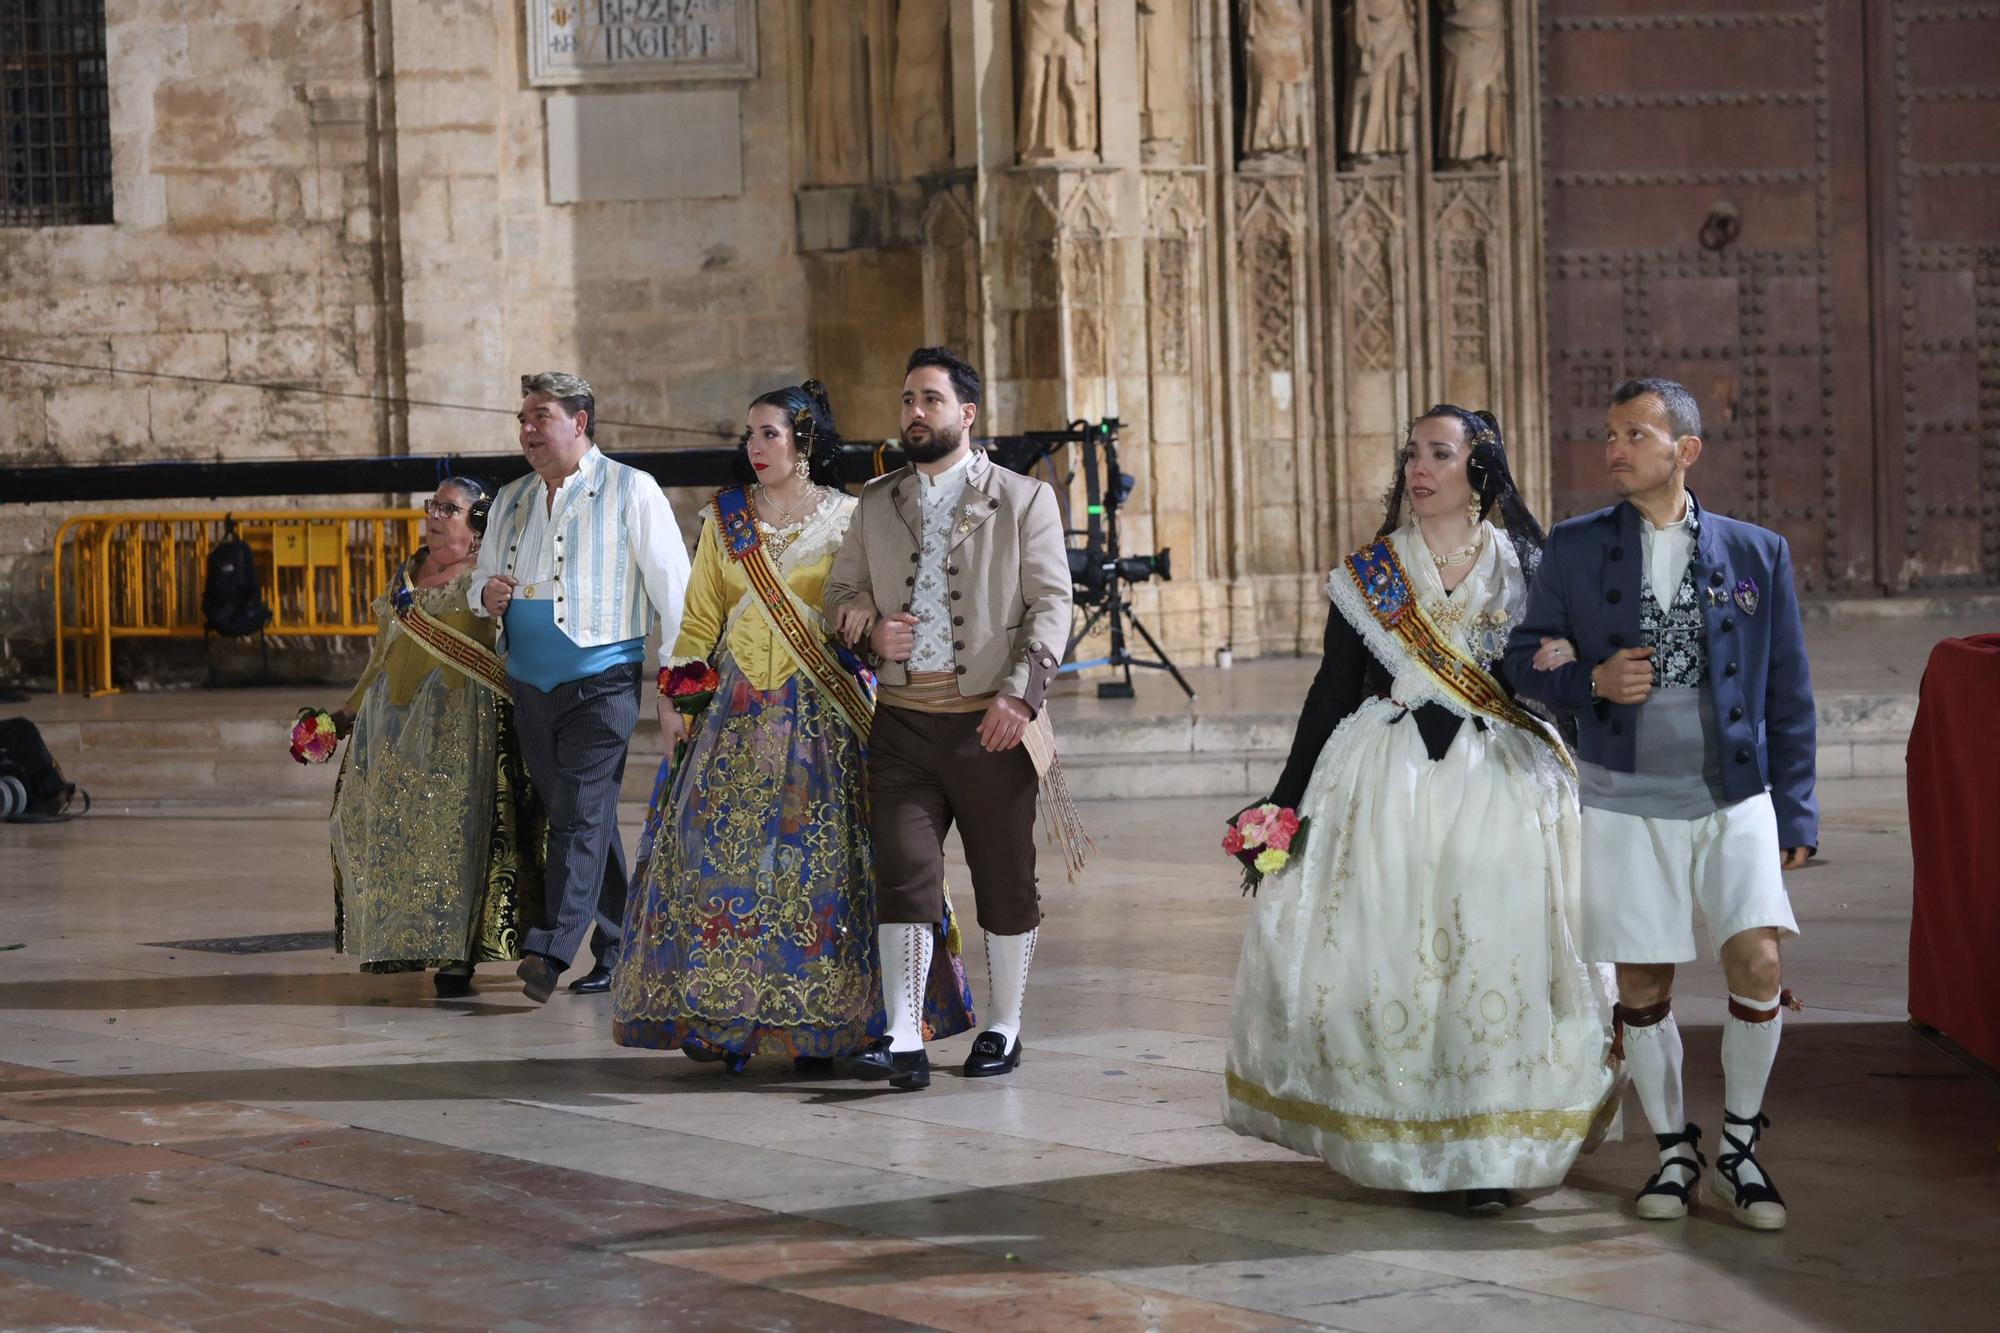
top-left (468, 489), bottom-right (509, 618)
top-left (627, 473), bottom-right (692, 666)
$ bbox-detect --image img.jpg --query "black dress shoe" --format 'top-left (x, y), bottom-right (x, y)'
top-left (432, 970), bottom-right (474, 999)
top-left (961, 1030), bottom-right (1022, 1078)
top-left (841, 1039), bottom-right (931, 1090)
top-left (516, 955), bottom-right (560, 1004)
top-left (567, 965), bottom-right (613, 994)
top-left (1464, 1189), bottom-right (1513, 1215)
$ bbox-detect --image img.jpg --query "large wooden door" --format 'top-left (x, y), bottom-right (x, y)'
top-left (1540, 0), bottom-right (2000, 594)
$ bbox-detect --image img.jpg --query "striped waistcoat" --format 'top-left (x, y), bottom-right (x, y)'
top-left (487, 451), bottom-right (653, 649)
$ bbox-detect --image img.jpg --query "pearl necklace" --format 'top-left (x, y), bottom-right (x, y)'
top-left (1416, 518), bottom-right (1481, 569)
top-left (759, 482), bottom-right (821, 524)
top-left (1431, 541), bottom-right (1478, 568)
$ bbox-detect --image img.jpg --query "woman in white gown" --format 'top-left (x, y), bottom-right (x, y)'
top-left (1224, 406), bottom-right (1618, 1213)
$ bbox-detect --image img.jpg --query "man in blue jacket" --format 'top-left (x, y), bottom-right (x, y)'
top-left (1505, 378), bottom-right (1816, 1232)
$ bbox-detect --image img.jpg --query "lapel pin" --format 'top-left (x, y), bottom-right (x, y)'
top-left (1733, 578), bottom-right (1760, 615)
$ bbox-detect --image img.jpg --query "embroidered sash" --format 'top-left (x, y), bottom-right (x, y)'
top-left (1345, 540), bottom-right (1575, 777)
top-left (711, 488), bottom-right (876, 740)
top-left (391, 567), bottom-right (512, 699)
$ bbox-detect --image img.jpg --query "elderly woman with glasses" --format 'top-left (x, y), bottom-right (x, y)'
top-left (328, 477), bottom-right (545, 997)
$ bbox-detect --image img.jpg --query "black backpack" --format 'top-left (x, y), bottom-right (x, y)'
top-left (0, 717), bottom-right (89, 821)
top-left (203, 522), bottom-right (272, 638)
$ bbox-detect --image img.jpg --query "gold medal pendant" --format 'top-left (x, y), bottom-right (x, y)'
top-left (521, 584), bottom-right (536, 600)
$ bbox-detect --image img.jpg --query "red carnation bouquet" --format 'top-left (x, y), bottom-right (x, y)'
top-left (1222, 802), bottom-right (1308, 896)
top-left (658, 660), bottom-right (721, 766)
top-left (290, 707), bottom-right (340, 766)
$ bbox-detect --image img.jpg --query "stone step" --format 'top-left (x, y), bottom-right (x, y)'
top-left (52, 724), bottom-right (1907, 808)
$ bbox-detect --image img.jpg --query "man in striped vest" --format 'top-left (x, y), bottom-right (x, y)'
top-left (472, 372), bottom-right (692, 1002)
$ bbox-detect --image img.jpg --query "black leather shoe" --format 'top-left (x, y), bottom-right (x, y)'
top-left (516, 955), bottom-right (560, 1004)
top-left (1464, 1189), bottom-right (1513, 1215)
top-left (841, 1039), bottom-right (931, 1090)
top-left (961, 1030), bottom-right (1022, 1078)
top-left (433, 970), bottom-right (474, 999)
top-left (567, 965), bottom-right (613, 994)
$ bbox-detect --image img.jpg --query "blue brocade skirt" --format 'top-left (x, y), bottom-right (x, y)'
top-left (611, 653), bottom-right (975, 1057)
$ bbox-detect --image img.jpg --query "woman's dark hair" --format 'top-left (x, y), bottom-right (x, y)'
top-left (733, 379), bottom-right (845, 490)
top-left (441, 474), bottom-right (493, 538)
top-left (1379, 404), bottom-right (1548, 577)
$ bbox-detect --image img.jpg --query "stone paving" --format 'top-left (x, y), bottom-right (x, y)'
top-left (1, 770), bottom-right (1995, 1330)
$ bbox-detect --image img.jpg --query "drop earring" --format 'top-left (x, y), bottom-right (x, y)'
top-left (793, 449), bottom-right (811, 481)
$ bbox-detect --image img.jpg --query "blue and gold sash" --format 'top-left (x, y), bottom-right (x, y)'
top-left (1345, 539), bottom-right (1575, 777)
top-left (711, 487), bottom-right (876, 740)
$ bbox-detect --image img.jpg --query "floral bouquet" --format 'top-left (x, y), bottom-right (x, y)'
top-left (290, 707), bottom-right (340, 766)
top-left (1222, 803), bottom-right (1308, 896)
top-left (658, 660), bottom-right (721, 767)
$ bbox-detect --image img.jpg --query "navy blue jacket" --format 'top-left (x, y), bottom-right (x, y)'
top-left (1502, 496), bottom-right (1819, 851)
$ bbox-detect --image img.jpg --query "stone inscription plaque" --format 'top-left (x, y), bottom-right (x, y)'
top-left (527, 0), bottom-right (757, 86)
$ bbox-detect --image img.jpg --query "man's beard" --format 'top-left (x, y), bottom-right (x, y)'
top-left (901, 420), bottom-right (961, 463)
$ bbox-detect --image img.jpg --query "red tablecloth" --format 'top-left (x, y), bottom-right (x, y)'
top-left (1907, 633), bottom-right (2000, 1071)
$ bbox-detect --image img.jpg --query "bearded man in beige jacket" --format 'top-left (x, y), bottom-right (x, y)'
top-left (825, 346), bottom-right (1073, 1090)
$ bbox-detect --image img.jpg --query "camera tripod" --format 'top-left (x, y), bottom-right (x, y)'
top-left (1064, 580), bottom-right (1195, 700)
top-left (1060, 420), bottom-right (1195, 701)
top-left (987, 417), bottom-right (1197, 701)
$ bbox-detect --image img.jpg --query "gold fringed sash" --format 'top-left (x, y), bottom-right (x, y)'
top-left (393, 570), bottom-right (512, 699)
top-left (1344, 540), bottom-right (1575, 778)
top-left (712, 488), bottom-right (876, 741)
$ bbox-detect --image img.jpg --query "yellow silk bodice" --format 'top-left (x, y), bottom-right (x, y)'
top-left (346, 565), bottom-right (497, 714)
top-left (669, 492), bottom-right (857, 689)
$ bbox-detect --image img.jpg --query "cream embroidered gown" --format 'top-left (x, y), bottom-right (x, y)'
top-left (1223, 521), bottom-right (1618, 1190)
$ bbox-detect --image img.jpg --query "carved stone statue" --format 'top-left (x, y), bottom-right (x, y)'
top-left (1343, 0), bottom-right (1416, 160)
top-left (806, 0), bottom-right (869, 185)
top-left (1017, 0), bottom-right (1100, 163)
top-left (892, 0), bottom-right (953, 176)
top-left (1139, 0), bottom-right (1193, 163)
top-left (1241, 0), bottom-right (1310, 158)
top-left (1438, 0), bottom-right (1508, 163)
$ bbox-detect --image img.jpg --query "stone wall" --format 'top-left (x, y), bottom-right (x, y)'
top-left (1, 0), bottom-right (1553, 683)
top-left (0, 1), bottom-right (397, 668)
top-left (0, 0), bottom-right (815, 680)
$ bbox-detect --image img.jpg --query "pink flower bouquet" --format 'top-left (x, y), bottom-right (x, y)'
top-left (290, 708), bottom-right (340, 766)
top-left (1222, 802), bottom-right (1308, 895)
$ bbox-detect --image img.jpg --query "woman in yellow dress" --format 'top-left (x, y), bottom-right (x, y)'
top-left (612, 382), bottom-right (974, 1072)
top-left (330, 478), bottom-right (542, 996)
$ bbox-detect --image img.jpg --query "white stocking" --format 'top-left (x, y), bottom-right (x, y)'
top-left (1722, 990), bottom-right (1783, 1187)
top-left (879, 923), bottom-right (933, 1053)
top-left (1623, 1012), bottom-right (1697, 1185)
top-left (982, 928), bottom-right (1038, 1046)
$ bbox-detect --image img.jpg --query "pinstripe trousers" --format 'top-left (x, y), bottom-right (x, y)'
top-left (509, 662), bottom-right (640, 970)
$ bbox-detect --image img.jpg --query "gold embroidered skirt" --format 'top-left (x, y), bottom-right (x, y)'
top-left (331, 673), bottom-right (542, 969)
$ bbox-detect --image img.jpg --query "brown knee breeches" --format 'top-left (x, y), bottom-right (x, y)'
top-left (866, 705), bottom-right (1042, 935)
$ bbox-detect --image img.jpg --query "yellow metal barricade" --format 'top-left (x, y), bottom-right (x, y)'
top-left (53, 510), bottom-right (425, 695)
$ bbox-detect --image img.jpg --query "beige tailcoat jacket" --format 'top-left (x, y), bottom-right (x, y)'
top-left (824, 452), bottom-right (1072, 713)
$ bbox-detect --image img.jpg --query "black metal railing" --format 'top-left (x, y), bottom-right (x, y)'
top-left (1, 0), bottom-right (113, 228)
